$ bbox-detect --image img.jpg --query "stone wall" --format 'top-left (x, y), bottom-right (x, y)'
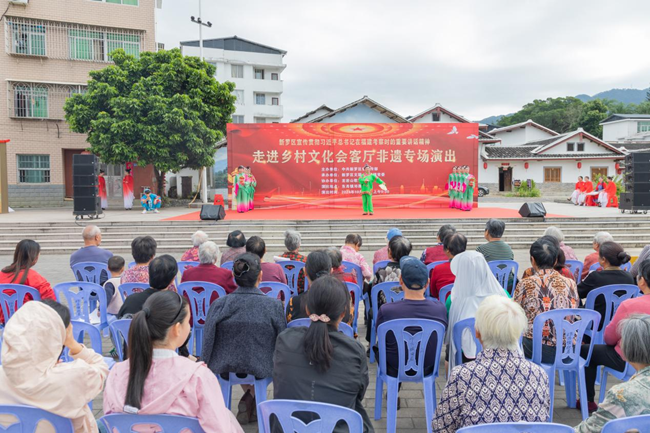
top-left (8, 184), bottom-right (66, 207)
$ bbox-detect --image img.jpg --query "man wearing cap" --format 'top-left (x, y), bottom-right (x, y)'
top-left (359, 164), bottom-right (385, 216)
top-left (375, 256), bottom-right (447, 376)
top-left (141, 188), bottom-right (161, 214)
top-left (373, 228), bottom-right (402, 265)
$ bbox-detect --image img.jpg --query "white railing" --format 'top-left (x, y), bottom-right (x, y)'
top-left (4, 16), bottom-right (145, 62)
top-left (6, 80), bottom-right (87, 120)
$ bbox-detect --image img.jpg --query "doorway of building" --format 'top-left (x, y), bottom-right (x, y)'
top-left (63, 149), bottom-right (84, 198)
top-left (499, 167), bottom-right (513, 192)
top-left (591, 167), bottom-right (608, 181)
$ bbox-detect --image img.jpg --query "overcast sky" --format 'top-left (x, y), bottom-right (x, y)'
top-left (157, 0), bottom-right (650, 122)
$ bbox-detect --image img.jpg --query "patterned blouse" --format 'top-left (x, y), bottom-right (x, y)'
top-left (181, 246), bottom-right (199, 262)
top-left (219, 247), bottom-right (246, 266)
top-left (575, 366), bottom-right (650, 433)
top-left (432, 348), bottom-right (550, 432)
top-left (513, 268), bottom-right (579, 347)
top-left (280, 251), bottom-right (307, 293)
top-left (121, 264), bottom-right (176, 292)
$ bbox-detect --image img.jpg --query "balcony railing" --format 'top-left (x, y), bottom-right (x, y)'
top-left (6, 80), bottom-right (87, 120)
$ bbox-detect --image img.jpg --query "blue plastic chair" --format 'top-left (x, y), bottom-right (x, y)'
top-left (117, 282), bottom-right (149, 302)
top-left (344, 282), bottom-right (362, 334)
top-left (438, 284), bottom-right (453, 304)
top-left (565, 260), bottom-right (584, 283)
top-left (457, 422), bottom-right (574, 432)
top-left (531, 309), bottom-right (600, 421)
top-left (584, 284), bottom-right (639, 345)
top-left (426, 260), bottom-right (447, 274)
top-left (218, 374), bottom-right (272, 423)
top-left (373, 260), bottom-right (390, 274)
top-left (375, 319), bottom-right (446, 433)
top-left (177, 260), bottom-right (200, 277)
top-left (0, 404), bottom-right (74, 432)
top-left (71, 261), bottom-right (108, 284)
top-left (452, 318), bottom-right (483, 367)
top-left (177, 281), bottom-right (226, 356)
top-left (67, 320), bottom-right (115, 369)
top-left (601, 414), bottom-right (650, 433)
top-left (591, 262), bottom-right (632, 273)
top-left (621, 262), bottom-right (632, 272)
top-left (127, 261), bottom-right (136, 269)
top-left (279, 260), bottom-right (307, 295)
top-left (258, 399), bottom-right (363, 433)
top-left (221, 260), bottom-right (234, 271)
top-left (599, 362), bottom-right (636, 403)
top-left (100, 414), bottom-right (204, 433)
top-left (54, 282), bottom-right (110, 332)
top-left (369, 281), bottom-right (405, 363)
top-left (259, 281), bottom-right (291, 312)
top-left (109, 319), bottom-right (132, 361)
top-left (488, 260), bottom-right (519, 295)
top-left (341, 260), bottom-right (364, 288)
top-left (0, 284), bottom-right (41, 324)
top-left (286, 317), bottom-right (355, 338)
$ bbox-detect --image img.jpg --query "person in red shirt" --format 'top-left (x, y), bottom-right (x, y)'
top-left (605, 176), bottom-right (618, 207)
top-left (430, 233), bottom-right (466, 299)
top-left (570, 176), bottom-right (584, 205)
top-left (579, 176), bottom-right (594, 206)
top-left (325, 247), bottom-right (357, 284)
top-left (180, 241), bottom-right (237, 294)
top-left (0, 239), bottom-right (55, 324)
top-left (420, 224), bottom-right (456, 265)
top-left (582, 232), bottom-right (614, 280)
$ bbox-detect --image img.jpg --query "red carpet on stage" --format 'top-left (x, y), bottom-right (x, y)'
top-left (163, 207), bottom-right (569, 222)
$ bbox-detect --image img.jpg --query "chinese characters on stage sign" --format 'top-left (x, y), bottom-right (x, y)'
top-left (252, 148), bottom-right (456, 165)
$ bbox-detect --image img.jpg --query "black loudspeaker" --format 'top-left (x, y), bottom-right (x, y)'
top-left (200, 204), bottom-right (226, 221)
top-left (519, 202), bottom-right (546, 218)
top-left (620, 192), bottom-right (650, 207)
top-left (73, 154), bottom-right (101, 217)
top-left (621, 152), bottom-right (650, 212)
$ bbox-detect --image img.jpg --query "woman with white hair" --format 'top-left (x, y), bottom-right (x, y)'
top-left (181, 230), bottom-right (209, 262)
top-left (181, 241), bottom-right (237, 294)
top-left (446, 251), bottom-right (508, 372)
top-left (544, 226), bottom-right (577, 260)
top-left (433, 296), bottom-right (550, 432)
top-left (278, 230), bottom-right (307, 292)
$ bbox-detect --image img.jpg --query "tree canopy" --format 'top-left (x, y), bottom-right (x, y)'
top-left (64, 48), bottom-right (236, 196)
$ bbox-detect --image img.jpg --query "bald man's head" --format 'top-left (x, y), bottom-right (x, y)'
top-left (82, 225), bottom-right (102, 246)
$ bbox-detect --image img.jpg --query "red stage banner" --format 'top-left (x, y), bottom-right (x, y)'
top-left (227, 123), bottom-right (479, 209)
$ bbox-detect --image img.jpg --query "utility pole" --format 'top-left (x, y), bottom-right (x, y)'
top-left (191, 1), bottom-right (212, 204)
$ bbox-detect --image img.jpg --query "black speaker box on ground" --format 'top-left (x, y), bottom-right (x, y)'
top-left (72, 154), bottom-right (101, 217)
top-left (200, 204), bottom-right (226, 221)
top-left (519, 202), bottom-right (546, 218)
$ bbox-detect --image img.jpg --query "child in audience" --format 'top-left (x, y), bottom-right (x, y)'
top-left (104, 291), bottom-right (243, 433)
top-left (104, 255), bottom-right (125, 315)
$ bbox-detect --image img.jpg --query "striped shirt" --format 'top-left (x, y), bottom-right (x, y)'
top-left (476, 240), bottom-right (514, 262)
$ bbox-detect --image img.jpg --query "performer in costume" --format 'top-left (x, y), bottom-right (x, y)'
top-left (457, 166), bottom-right (468, 210)
top-left (596, 176), bottom-right (607, 206)
top-left (462, 166), bottom-right (476, 211)
top-left (141, 188), bottom-right (161, 214)
top-left (359, 164), bottom-right (385, 216)
top-left (98, 170), bottom-right (108, 210)
top-left (246, 166), bottom-right (256, 211)
top-left (604, 176), bottom-right (618, 208)
top-left (234, 171), bottom-right (250, 213)
top-left (122, 168), bottom-right (134, 210)
top-left (447, 167), bottom-right (457, 209)
top-left (579, 176), bottom-right (593, 206)
top-left (569, 176), bottom-right (584, 204)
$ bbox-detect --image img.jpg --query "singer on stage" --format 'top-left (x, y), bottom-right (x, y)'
top-left (359, 164), bottom-right (385, 216)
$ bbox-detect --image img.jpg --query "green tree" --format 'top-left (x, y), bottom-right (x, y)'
top-left (64, 48), bottom-right (236, 198)
top-left (578, 99), bottom-right (609, 137)
top-left (497, 97), bottom-right (584, 133)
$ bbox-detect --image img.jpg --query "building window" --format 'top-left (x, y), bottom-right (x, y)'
top-left (69, 30), bottom-right (138, 61)
top-left (272, 97), bottom-right (279, 106)
top-left (233, 90), bottom-right (244, 105)
top-left (544, 167), bottom-right (562, 183)
top-left (577, 142), bottom-right (585, 152)
top-left (90, 0), bottom-right (139, 4)
top-left (106, 33), bottom-right (141, 59)
top-left (10, 22), bottom-right (46, 56)
top-left (17, 155), bottom-right (50, 183)
top-left (638, 121), bottom-right (650, 133)
top-left (13, 85), bottom-right (48, 118)
top-left (431, 112), bottom-right (440, 122)
top-left (271, 73), bottom-right (279, 80)
top-left (567, 142), bottom-right (575, 151)
top-left (231, 64), bottom-right (243, 78)
top-left (591, 167), bottom-right (608, 180)
top-left (254, 68), bottom-right (264, 79)
top-left (254, 117), bottom-right (266, 123)
top-left (255, 94), bottom-right (266, 105)
top-left (232, 115), bottom-right (244, 123)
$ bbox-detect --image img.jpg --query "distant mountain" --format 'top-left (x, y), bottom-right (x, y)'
top-left (477, 114), bottom-right (506, 125)
top-left (575, 88), bottom-right (649, 104)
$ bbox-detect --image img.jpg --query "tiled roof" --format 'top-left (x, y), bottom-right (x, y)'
top-left (484, 146), bottom-right (620, 159)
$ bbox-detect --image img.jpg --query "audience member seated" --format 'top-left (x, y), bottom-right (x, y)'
top-left (0, 300), bottom-right (108, 433)
top-left (341, 234), bottom-right (373, 283)
top-left (202, 253), bottom-right (286, 424)
top-left (373, 236), bottom-right (412, 286)
top-left (433, 296), bottom-right (550, 432)
top-left (278, 229), bottom-right (307, 292)
top-left (582, 231), bottom-right (614, 280)
top-left (521, 235), bottom-right (575, 281)
top-left (575, 314), bottom-right (650, 432)
top-left (220, 230), bottom-right (246, 265)
top-left (630, 244), bottom-right (650, 278)
top-left (476, 219), bottom-right (514, 262)
top-left (545, 226), bottom-right (578, 260)
top-left (578, 241), bottom-right (634, 329)
top-left (373, 228), bottom-right (402, 265)
top-left (579, 259), bottom-right (650, 413)
top-left (420, 224), bottom-right (456, 264)
top-left (273, 276), bottom-right (374, 433)
top-left (103, 255), bottom-right (125, 315)
top-left (376, 256), bottom-right (447, 375)
top-left (246, 236), bottom-right (287, 284)
top-left (326, 247), bottom-right (357, 284)
top-left (429, 233), bottom-right (466, 299)
top-left (104, 291), bottom-right (243, 433)
top-left (446, 251), bottom-right (508, 370)
top-left (181, 241), bottom-right (237, 294)
top-left (121, 236), bottom-right (176, 291)
top-left (0, 239), bottom-right (55, 324)
top-left (69, 225), bottom-right (113, 268)
top-left (287, 250), bottom-right (333, 322)
top-left (181, 230), bottom-right (209, 262)
top-left (118, 255), bottom-right (178, 318)
top-left (514, 238), bottom-right (579, 363)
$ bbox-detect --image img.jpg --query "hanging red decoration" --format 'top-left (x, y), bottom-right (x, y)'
top-left (483, 162), bottom-right (488, 169)
top-left (524, 162), bottom-right (529, 169)
top-left (577, 162), bottom-right (582, 169)
top-left (615, 162), bottom-right (620, 171)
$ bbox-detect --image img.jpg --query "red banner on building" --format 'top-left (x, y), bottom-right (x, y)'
top-left (227, 123), bottom-right (478, 209)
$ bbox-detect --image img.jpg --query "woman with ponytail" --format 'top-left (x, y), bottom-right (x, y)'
top-left (104, 291), bottom-right (243, 432)
top-left (286, 250), bottom-right (332, 322)
top-left (273, 276), bottom-right (374, 433)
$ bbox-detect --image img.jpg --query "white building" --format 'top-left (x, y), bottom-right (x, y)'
top-left (601, 114), bottom-right (650, 153)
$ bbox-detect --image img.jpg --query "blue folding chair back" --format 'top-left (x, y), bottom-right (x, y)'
top-left (71, 261), bottom-right (108, 285)
top-left (117, 282), bottom-right (149, 302)
top-left (589, 262), bottom-right (603, 273)
top-left (438, 284), bottom-right (452, 304)
top-left (345, 282), bottom-right (361, 334)
top-left (457, 422), bottom-right (574, 432)
top-left (373, 260), bottom-right (390, 274)
top-left (0, 404), bottom-right (74, 432)
top-left (218, 374), bottom-right (272, 424)
top-left (341, 260), bottom-right (364, 289)
top-left (565, 260), bottom-right (584, 283)
top-left (601, 414), bottom-right (650, 433)
top-left (488, 260), bottom-right (519, 295)
top-left (100, 413), bottom-right (205, 433)
top-left (426, 260), bottom-right (447, 274)
top-left (54, 282), bottom-right (109, 331)
top-left (0, 284), bottom-right (41, 323)
top-left (279, 260), bottom-right (306, 296)
top-left (599, 362), bottom-right (636, 403)
top-left (584, 284), bottom-right (639, 344)
top-left (620, 262), bottom-right (632, 272)
top-left (369, 281), bottom-right (405, 363)
top-left (258, 399), bottom-right (363, 433)
top-left (109, 319), bottom-right (132, 361)
top-left (177, 281), bottom-right (226, 356)
top-left (177, 261), bottom-right (200, 277)
top-left (221, 261), bottom-right (234, 271)
top-left (287, 318), bottom-right (354, 338)
top-left (67, 320), bottom-right (114, 368)
top-left (452, 318), bottom-right (483, 367)
top-left (259, 282), bottom-right (291, 312)
top-left (127, 261), bottom-right (137, 269)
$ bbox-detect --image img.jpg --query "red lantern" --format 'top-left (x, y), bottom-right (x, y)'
top-left (577, 162), bottom-right (582, 169)
top-left (483, 162), bottom-right (488, 170)
top-left (615, 162), bottom-right (620, 171)
top-left (524, 162), bottom-right (529, 169)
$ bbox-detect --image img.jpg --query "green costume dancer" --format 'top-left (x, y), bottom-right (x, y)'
top-left (359, 164), bottom-right (385, 215)
top-left (458, 168), bottom-right (468, 210)
top-left (246, 166), bottom-right (256, 211)
top-left (448, 166), bottom-right (457, 209)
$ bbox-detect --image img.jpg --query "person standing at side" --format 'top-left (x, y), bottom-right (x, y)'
top-left (359, 164), bottom-right (385, 216)
top-left (122, 168), bottom-right (134, 210)
top-left (98, 169), bottom-right (108, 210)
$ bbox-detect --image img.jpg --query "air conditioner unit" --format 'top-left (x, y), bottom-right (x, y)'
top-left (9, 0), bottom-right (28, 4)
